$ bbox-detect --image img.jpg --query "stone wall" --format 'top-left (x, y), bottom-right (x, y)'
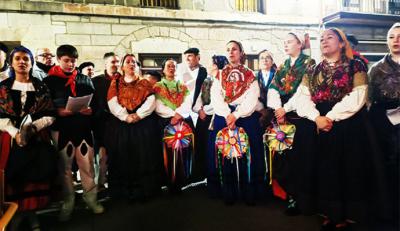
top-left (0, 0), bottom-right (321, 73)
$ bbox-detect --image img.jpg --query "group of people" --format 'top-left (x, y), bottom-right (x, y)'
top-left (0, 23), bottom-right (398, 231)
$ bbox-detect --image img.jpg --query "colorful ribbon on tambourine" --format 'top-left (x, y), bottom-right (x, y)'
top-left (215, 127), bottom-right (251, 186)
top-left (263, 122), bottom-right (296, 185)
top-left (163, 121), bottom-right (194, 183)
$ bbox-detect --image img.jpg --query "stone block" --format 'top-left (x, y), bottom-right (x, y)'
top-left (23, 40), bottom-right (57, 53)
top-left (185, 28), bottom-right (209, 40)
top-left (24, 26), bottom-right (56, 41)
top-left (81, 16), bottom-right (90, 22)
top-left (133, 28), bottom-right (150, 40)
top-left (179, 32), bottom-right (192, 42)
top-left (0, 28), bottom-right (25, 41)
top-left (80, 45), bottom-right (116, 60)
top-left (63, 3), bottom-right (92, 14)
top-left (90, 16), bottom-right (119, 24)
top-left (8, 13), bottom-right (51, 27)
top-left (51, 14), bottom-right (81, 22)
top-left (159, 27), bottom-right (169, 37)
top-left (148, 27), bottom-right (160, 37)
top-left (114, 6), bottom-right (132, 16)
top-left (143, 19), bottom-right (183, 27)
top-left (67, 22), bottom-right (111, 35)
top-left (52, 21), bottom-right (66, 26)
top-left (169, 28), bottom-right (181, 39)
top-left (56, 34), bottom-right (91, 45)
top-left (52, 25), bottom-right (67, 34)
top-left (92, 5), bottom-right (114, 15)
top-left (91, 35), bottom-right (124, 45)
top-left (21, 1), bottom-right (62, 12)
top-left (119, 18), bottom-right (142, 25)
top-left (0, 13), bottom-right (8, 27)
top-left (0, 1), bottom-right (21, 11)
top-left (111, 24), bottom-right (145, 35)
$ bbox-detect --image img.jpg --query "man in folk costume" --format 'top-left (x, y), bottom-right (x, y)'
top-left (176, 48), bottom-right (208, 183)
top-left (44, 44), bottom-right (104, 221)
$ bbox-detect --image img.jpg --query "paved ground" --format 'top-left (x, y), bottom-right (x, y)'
top-left (13, 185), bottom-right (395, 231)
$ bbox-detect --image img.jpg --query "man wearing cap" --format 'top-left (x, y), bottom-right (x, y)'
top-left (33, 48), bottom-right (55, 81)
top-left (0, 42), bottom-right (9, 82)
top-left (79, 62), bottom-right (95, 78)
top-left (176, 47), bottom-right (208, 183)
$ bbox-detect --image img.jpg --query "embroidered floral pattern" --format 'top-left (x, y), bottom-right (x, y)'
top-left (269, 53), bottom-right (313, 97)
top-left (217, 64), bottom-right (255, 103)
top-left (154, 78), bottom-right (189, 110)
top-left (309, 59), bottom-right (366, 103)
top-left (369, 54), bottom-right (400, 104)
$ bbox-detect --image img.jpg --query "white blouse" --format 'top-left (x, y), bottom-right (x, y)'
top-left (290, 84), bottom-right (368, 122)
top-left (210, 78), bottom-right (260, 119)
top-left (108, 95), bottom-right (156, 122)
top-left (155, 94), bottom-right (192, 119)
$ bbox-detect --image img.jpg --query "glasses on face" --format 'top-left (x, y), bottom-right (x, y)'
top-left (38, 53), bottom-right (55, 58)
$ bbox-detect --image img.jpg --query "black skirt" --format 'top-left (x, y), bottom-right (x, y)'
top-left (315, 103), bottom-right (385, 223)
top-left (369, 102), bottom-right (399, 226)
top-left (105, 113), bottom-right (162, 200)
top-left (272, 112), bottom-right (318, 214)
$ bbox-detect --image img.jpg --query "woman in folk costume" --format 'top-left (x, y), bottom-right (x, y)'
top-left (0, 46), bottom-right (57, 230)
top-left (368, 23), bottom-right (400, 230)
top-left (207, 40), bottom-right (265, 205)
top-left (154, 58), bottom-right (193, 194)
top-left (293, 28), bottom-right (385, 230)
top-left (256, 49), bottom-right (276, 129)
top-left (106, 54), bottom-right (160, 201)
top-left (266, 32), bottom-right (316, 215)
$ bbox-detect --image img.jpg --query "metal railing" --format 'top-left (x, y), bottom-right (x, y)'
top-left (389, 0), bottom-right (400, 14)
top-left (340, 0), bottom-right (391, 14)
top-left (235, 0), bottom-right (259, 12)
top-left (48, 0), bottom-right (179, 9)
top-left (140, 0), bottom-right (178, 9)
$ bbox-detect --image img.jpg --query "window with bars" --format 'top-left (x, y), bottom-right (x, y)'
top-left (244, 54), bottom-right (259, 71)
top-left (139, 53), bottom-right (182, 72)
top-left (235, 0), bottom-right (263, 13)
top-left (140, 0), bottom-right (178, 9)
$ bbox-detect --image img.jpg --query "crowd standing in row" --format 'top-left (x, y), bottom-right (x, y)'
top-left (0, 23), bottom-right (398, 231)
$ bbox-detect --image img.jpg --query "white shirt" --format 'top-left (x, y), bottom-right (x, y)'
top-left (155, 94), bottom-right (192, 119)
top-left (107, 76), bottom-right (156, 121)
top-left (291, 84), bottom-right (368, 122)
top-left (210, 77), bottom-right (260, 119)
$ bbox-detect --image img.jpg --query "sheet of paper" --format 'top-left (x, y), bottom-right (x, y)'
top-left (65, 94), bottom-right (93, 113)
top-left (386, 107), bottom-right (400, 125)
top-left (19, 114), bottom-right (32, 131)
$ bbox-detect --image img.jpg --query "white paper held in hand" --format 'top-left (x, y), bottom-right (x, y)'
top-left (386, 107), bottom-right (400, 125)
top-left (65, 94), bottom-right (93, 113)
top-left (19, 114), bottom-right (32, 131)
